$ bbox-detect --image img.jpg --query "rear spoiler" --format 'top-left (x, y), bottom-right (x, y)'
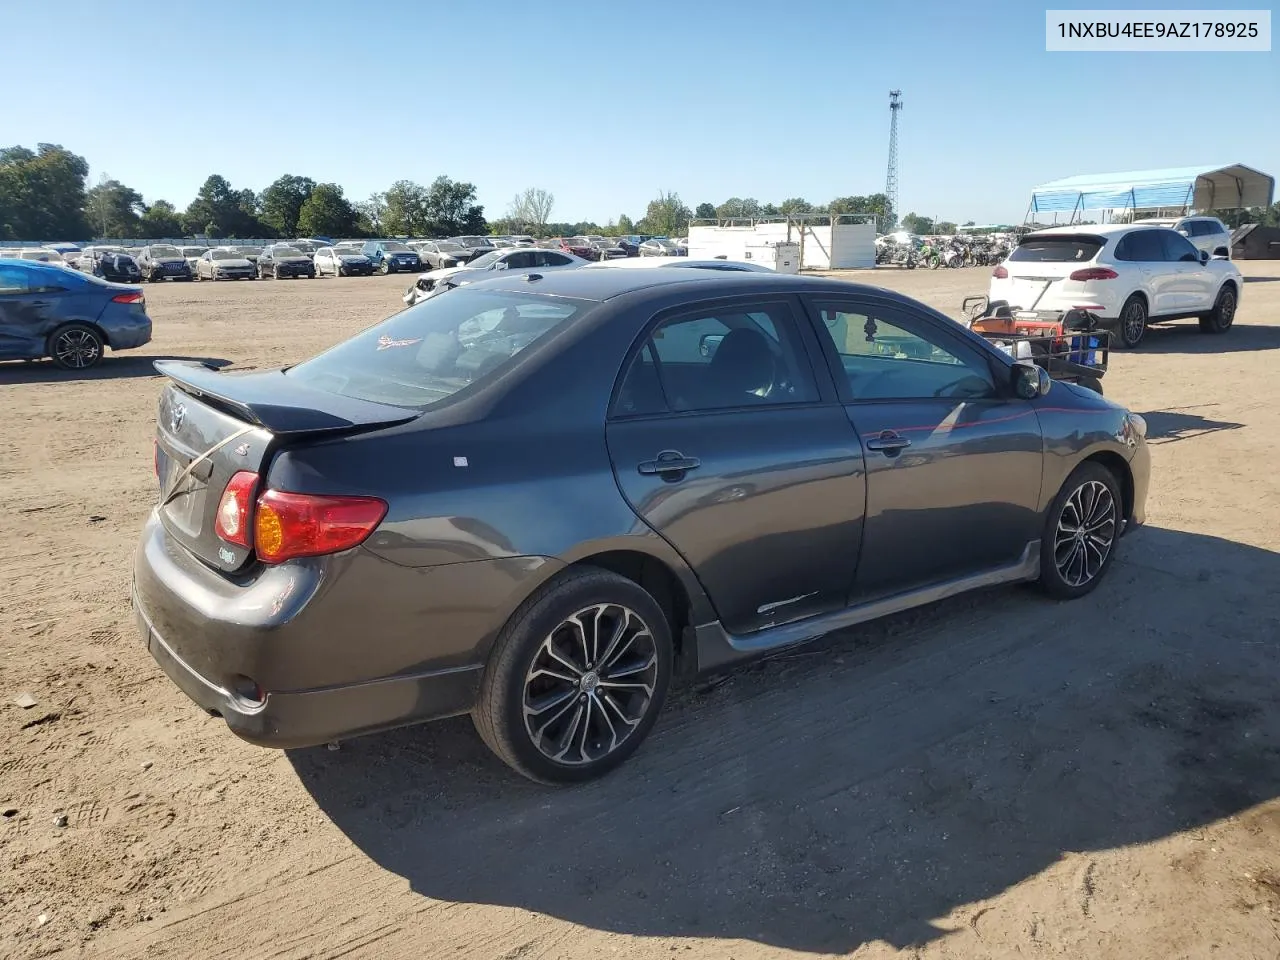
top-left (153, 360), bottom-right (419, 435)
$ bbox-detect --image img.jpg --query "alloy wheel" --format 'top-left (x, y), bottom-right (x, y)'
top-left (1218, 291), bottom-right (1236, 329)
top-left (1122, 301), bottom-right (1146, 346)
top-left (522, 603), bottom-right (659, 766)
top-left (53, 329), bottom-right (101, 369)
top-left (1054, 480), bottom-right (1117, 587)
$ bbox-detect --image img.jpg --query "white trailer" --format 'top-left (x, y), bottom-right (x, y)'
top-left (688, 220), bottom-right (876, 270)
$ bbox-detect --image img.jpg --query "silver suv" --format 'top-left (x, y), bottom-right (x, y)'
top-left (1135, 216), bottom-right (1232, 258)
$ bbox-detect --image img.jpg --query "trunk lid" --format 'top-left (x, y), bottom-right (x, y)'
top-left (1000, 233), bottom-right (1108, 310)
top-left (153, 360), bottom-right (417, 572)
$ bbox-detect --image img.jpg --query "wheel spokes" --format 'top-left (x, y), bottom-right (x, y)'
top-left (523, 602), bottom-right (659, 766)
top-left (1054, 480), bottom-right (1116, 586)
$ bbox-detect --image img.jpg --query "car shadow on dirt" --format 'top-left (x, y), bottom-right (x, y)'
top-left (1138, 323), bottom-right (1280, 354)
top-left (290, 526), bottom-right (1280, 954)
top-left (0, 355), bottom-right (230, 384)
top-left (1138, 406), bottom-right (1245, 445)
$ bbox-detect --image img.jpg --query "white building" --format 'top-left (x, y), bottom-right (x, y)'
top-left (688, 220), bottom-right (877, 270)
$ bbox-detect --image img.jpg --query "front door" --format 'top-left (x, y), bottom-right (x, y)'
top-left (0, 265), bottom-right (55, 359)
top-left (804, 297), bottom-right (1045, 603)
top-left (606, 296), bottom-right (865, 636)
top-left (1160, 229), bottom-right (1214, 311)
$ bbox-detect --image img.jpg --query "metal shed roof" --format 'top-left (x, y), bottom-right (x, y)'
top-left (1030, 163), bottom-right (1274, 214)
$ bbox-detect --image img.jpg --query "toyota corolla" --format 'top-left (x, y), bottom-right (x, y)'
top-left (133, 270), bottom-right (1149, 783)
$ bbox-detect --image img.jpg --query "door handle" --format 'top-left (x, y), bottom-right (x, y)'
top-left (865, 431), bottom-right (911, 453)
top-left (637, 450), bottom-right (701, 478)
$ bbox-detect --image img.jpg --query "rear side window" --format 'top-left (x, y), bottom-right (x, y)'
top-left (1117, 230), bottom-right (1167, 262)
top-left (613, 302), bottom-right (818, 415)
top-left (286, 290), bottom-right (588, 409)
top-left (1008, 236), bottom-right (1103, 263)
top-left (0, 265), bottom-right (31, 294)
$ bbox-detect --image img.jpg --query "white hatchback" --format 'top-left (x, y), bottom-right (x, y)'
top-left (989, 224), bottom-right (1242, 348)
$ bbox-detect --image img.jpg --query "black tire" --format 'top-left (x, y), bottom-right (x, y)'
top-left (1038, 461), bottom-right (1122, 601)
top-left (1198, 285), bottom-right (1236, 334)
top-left (47, 323), bottom-right (105, 371)
top-left (1115, 295), bottom-right (1148, 349)
top-left (472, 567), bottom-right (674, 784)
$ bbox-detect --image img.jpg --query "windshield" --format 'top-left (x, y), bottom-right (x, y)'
top-left (436, 241), bottom-right (465, 252)
top-left (383, 242), bottom-right (411, 252)
top-left (211, 249), bottom-right (239, 260)
top-left (236, 246), bottom-right (262, 256)
top-left (293, 241), bottom-right (318, 252)
top-left (181, 247), bottom-right (205, 257)
top-left (151, 245), bottom-right (182, 258)
top-left (286, 290), bottom-right (587, 409)
top-left (274, 247), bottom-right (304, 257)
top-left (466, 251), bottom-right (503, 269)
top-left (458, 237), bottom-right (490, 247)
top-left (1009, 236), bottom-right (1104, 263)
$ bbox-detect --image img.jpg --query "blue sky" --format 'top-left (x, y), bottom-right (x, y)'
top-left (7, 1), bottom-right (1277, 225)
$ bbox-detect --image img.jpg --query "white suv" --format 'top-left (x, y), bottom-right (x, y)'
top-left (989, 224), bottom-right (1242, 348)
top-left (1134, 215), bottom-right (1232, 259)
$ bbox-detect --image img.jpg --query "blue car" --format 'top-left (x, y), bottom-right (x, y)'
top-left (360, 240), bottom-right (423, 275)
top-left (0, 259), bottom-right (153, 370)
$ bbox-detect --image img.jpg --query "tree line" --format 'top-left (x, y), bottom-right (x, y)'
top-left (10, 142), bottom-right (1277, 244)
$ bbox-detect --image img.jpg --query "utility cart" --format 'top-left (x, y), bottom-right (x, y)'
top-left (961, 296), bottom-right (1110, 395)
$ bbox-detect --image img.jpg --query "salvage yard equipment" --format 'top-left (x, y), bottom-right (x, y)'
top-left (962, 296), bottom-right (1109, 394)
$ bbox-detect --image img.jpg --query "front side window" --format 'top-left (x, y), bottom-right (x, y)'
top-left (1160, 230), bottom-right (1201, 263)
top-left (287, 290), bottom-right (588, 409)
top-left (613, 302), bottom-right (818, 415)
top-left (811, 301), bottom-right (995, 402)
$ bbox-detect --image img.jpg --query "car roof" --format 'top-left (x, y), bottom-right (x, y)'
top-left (463, 264), bottom-right (917, 304)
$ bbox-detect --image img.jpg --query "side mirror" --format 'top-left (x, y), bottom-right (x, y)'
top-left (493, 261), bottom-right (508, 270)
top-left (1177, 227), bottom-right (1191, 237)
top-left (699, 333), bottom-right (724, 358)
top-left (1213, 247), bottom-right (1229, 259)
top-left (1012, 361), bottom-right (1051, 399)
top-left (1199, 249), bottom-right (1209, 264)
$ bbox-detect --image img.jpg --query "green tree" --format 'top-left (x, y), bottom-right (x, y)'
top-left (639, 191), bottom-right (690, 237)
top-left (183, 175), bottom-right (250, 237)
top-left (901, 212), bottom-right (935, 234)
top-left (716, 197), bottom-right (745, 219)
top-left (618, 213), bottom-right (635, 234)
top-left (423, 175), bottom-right (486, 235)
top-left (260, 175), bottom-right (316, 237)
top-left (934, 221), bottom-right (957, 235)
top-left (694, 202), bottom-right (717, 219)
top-left (297, 183), bottom-right (358, 237)
top-left (382, 180), bottom-right (427, 235)
top-left (779, 197), bottom-right (813, 216)
top-left (85, 176), bottom-right (145, 238)
top-left (139, 200), bottom-right (183, 238)
top-left (354, 192), bottom-right (386, 236)
top-left (0, 143), bottom-right (90, 240)
top-left (761, 202), bottom-right (779, 217)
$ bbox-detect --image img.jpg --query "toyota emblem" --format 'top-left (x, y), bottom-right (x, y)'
top-left (170, 403), bottom-right (186, 433)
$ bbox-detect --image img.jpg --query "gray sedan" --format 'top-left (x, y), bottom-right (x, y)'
top-left (134, 270), bottom-right (1150, 783)
top-left (403, 247), bottom-right (588, 305)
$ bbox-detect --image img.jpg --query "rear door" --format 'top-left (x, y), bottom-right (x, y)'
top-left (606, 295), bottom-right (865, 636)
top-left (0, 264), bottom-right (62, 359)
top-left (1122, 229), bottom-right (1177, 313)
top-left (803, 296), bottom-right (1044, 602)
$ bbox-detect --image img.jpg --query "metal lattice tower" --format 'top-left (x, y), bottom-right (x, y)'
top-left (884, 91), bottom-right (903, 230)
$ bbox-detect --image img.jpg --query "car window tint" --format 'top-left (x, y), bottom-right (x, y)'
top-left (812, 302), bottom-right (996, 402)
top-left (287, 290), bottom-right (587, 409)
top-left (1161, 230), bottom-right (1201, 262)
top-left (0, 265), bottom-right (32, 294)
top-left (544, 253), bottom-right (572, 266)
top-left (1126, 230), bottom-right (1167, 262)
top-left (627, 302), bottom-right (818, 413)
top-left (614, 343), bottom-right (668, 416)
top-left (1008, 237), bottom-right (1103, 262)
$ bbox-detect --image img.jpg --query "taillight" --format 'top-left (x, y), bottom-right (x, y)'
top-left (992, 264), bottom-right (1008, 279)
top-left (254, 490), bottom-right (387, 564)
top-left (1068, 267), bottom-right (1118, 281)
top-left (214, 471), bottom-right (258, 547)
top-left (111, 291), bottom-right (144, 304)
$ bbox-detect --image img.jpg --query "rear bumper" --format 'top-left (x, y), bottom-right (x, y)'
top-left (130, 509), bottom-right (548, 748)
top-left (135, 592), bottom-right (480, 748)
top-left (1128, 436), bottom-right (1150, 529)
top-left (988, 280), bottom-right (1125, 321)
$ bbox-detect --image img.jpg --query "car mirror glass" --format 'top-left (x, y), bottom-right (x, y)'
top-left (1199, 250), bottom-right (1210, 264)
top-left (1012, 362), bottom-right (1041, 400)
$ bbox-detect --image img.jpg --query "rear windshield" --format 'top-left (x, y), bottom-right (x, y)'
top-left (286, 290), bottom-right (588, 408)
top-left (1009, 236), bottom-right (1104, 263)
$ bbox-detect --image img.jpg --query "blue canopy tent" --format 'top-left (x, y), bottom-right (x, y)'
top-left (1029, 163), bottom-right (1274, 222)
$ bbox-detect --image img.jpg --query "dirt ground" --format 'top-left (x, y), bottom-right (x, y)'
top-left (3, 263), bottom-right (1280, 960)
